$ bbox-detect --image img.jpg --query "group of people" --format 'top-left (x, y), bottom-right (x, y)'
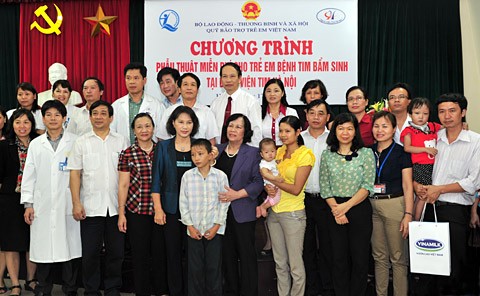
top-left (0, 60), bottom-right (478, 296)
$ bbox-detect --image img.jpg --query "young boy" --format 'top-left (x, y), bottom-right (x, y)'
top-left (256, 138), bottom-right (284, 217)
top-left (179, 138), bottom-right (229, 296)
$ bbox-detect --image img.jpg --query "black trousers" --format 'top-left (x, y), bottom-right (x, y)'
top-left (223, 207), bottom-right (258, 296)
top-left (126, 211), bottom-right (168, 296)
top-left (327, 197), bottom-right (372, 296)
top-left (414, 203), bottom-right (474, 295)
top-left (35, 258), bottom-right (81, 295)
top-left (303, 194), bottom-right (334, 296)
top-left (80, 214), bottom-right (124, 296)
top-left (187, 235), bottom-right (222, 296)
top-left (164, 212), bottom-right (186, 296)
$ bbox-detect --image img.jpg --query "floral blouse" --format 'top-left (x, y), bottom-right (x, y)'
top-left (319, 147), bottom-right (375, 199)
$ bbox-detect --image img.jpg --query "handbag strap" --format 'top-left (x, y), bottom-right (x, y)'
top-left (419, 202), bottom-right (438, 223)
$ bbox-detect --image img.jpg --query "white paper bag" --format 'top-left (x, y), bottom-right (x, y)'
top-left (409, 204), bottom-right (451, 276)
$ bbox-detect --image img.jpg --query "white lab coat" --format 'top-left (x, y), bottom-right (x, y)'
top-left (21, 131), bottom-right (81, 263)
top-left (111, 93), bottom-right (165, 144)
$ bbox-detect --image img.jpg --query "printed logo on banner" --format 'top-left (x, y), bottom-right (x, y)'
top-left (159, 9), bottom-right (180, 32)
top-left (415, 239), bottom-right (445, 252)
top-left (241, 1), bottom-right (261, 20)
top-left (316, 8), bottom-right (346, 25)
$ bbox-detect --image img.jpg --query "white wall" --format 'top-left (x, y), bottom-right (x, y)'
top-left (460, 0), bottom-right (480, 132)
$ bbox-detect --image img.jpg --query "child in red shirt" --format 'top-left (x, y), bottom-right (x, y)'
top-left (400, 98), bottom-right (442, 219)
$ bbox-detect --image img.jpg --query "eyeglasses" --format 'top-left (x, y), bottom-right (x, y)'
top-left (388, 95), bottom-right (408, 101)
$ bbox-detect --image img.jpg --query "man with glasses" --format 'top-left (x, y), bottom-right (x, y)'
top-left (386, 82), bottom-right (413, 145)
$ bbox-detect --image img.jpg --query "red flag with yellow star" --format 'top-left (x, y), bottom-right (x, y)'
top-left (19, 0), bottom-right (129, 103)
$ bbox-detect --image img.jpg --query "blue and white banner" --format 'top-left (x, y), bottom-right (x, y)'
top-left (145, 0), bottom-right (357, 105)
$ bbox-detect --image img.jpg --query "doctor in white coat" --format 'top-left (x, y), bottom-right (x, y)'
top-left (111, 63), bottom-right (165, 144)
top-left (21, 100), bottom-right (81, 296)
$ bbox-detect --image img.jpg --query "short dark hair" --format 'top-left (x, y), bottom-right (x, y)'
top-left (279, 116), bottom-right (304, 146)
top-left (89, 100), bottom-right (113, 117)
top-left (0, 105), bottom-right (9, 137)
top-left (259, 138), bottom-right (276, 151)
top-left (326, 113), bottom-right (364, 153)
top-left (407, 97), bottom-right (432, 114)
top-left (16, 82), bottom-right (40, 111)
top-left (222, 113), bottom-right (253, 144)
top-left (191, 138), bottom-right (212, 153)
top-left (82, 77), bottom-right (105, 91)
top-left (262, 78), bottom-right (288, 119)
top-left (177, 73), bottom-right (201, 88)
top-left (299, 79), bottom-right (328, 103)
top-left (156, 67), bottom-right (180, 84)
top-left (52, 79), bottom-right (72, 93)
top-left (305, 99), bottom-right (331, 115)
top-left (387, 82), bottom-right (413, 100)
top-left (220, 62), bottom-right (242, 77)
top-left (345, 86), bottom-right (368, 102)
top-left (124, 63), bottom-right (147, 78)
top-left (436, 93), bottom-right (468, 111)
top-left (8, 108), bottom-right (38, 143)
top-left (166, 106), bottom-right (199, 137)
top-left (131, 112), bottom-right (155, 130)
top-left (372, 110), bottom-right (397, 128)
top-left (41, 100), bottom-right (67, 117)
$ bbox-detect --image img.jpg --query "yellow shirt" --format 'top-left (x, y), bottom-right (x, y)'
top-left (272, 145), bottom-right (315, 213)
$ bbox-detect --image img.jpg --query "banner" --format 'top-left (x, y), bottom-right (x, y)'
top-left (144, 0), bottom-right (358, 105)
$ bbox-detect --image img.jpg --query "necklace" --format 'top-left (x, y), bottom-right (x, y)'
top-left (141, 143), bottom-right (154, 153)
top-left (175, 140), bottom-right (189, 152)
top-left (226, 144), bottom-right (239, 158)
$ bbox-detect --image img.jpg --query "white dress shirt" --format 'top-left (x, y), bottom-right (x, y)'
top-left (394, 114), bottom-right (412, 146)
top-left (261, 107), bottom-right (298, 146)
top-left (67, 130), bottom-right (129, 217)
top-left (64, 104), bottom-right (78, 130)
top-left (66, 106), bottom-right (92, 136)
top-left (301, 128), bottom-right (329, 194)
top-left (433, 129), bottom-right (480, 205)
top-left (210, 88), bottom-right (262, 147)
top-left (156, 100), bottom-right (219, 141)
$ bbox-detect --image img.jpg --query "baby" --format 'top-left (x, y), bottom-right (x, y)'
top-left (256, 138), bottom-right (283, 218)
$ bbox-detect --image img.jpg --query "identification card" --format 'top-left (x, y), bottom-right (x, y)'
top-left (177, 160), bottom-right (192, 168)
top-left (374, 184), bottom-right (386, 194)
top-left (59, 158), bottom-right (68, 171)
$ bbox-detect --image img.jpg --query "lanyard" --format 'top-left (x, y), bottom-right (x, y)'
top-left (375, 143), bottom-right (395, 183)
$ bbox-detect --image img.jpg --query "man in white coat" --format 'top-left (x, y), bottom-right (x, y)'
top-left (111, 63), bottom-right (165, 144)
top-left (21, 100), bottom-right (81, 296)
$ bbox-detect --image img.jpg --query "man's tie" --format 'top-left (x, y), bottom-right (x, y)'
top-left (221, 96), bottom-right (232, 143)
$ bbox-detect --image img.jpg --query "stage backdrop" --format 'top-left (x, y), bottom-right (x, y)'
top-left (144, 0), bottom-right (357, 105)
top-left (19, 0), bottom-right (130, 103)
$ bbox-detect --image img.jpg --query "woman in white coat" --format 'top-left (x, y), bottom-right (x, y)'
top-left (21, 100), bottom-right (82, 296)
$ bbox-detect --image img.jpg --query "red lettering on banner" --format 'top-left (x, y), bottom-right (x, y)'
top-left (190, 39), bottom-right (258, 56)
top-left (262, 37), bottom-right (313, 55)
top-left (331, 61), bottom-right (348, 72)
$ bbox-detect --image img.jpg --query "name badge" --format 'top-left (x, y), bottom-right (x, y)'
top-left (177, 160), bottom-right (192, 168)
top-left (59, 158), bottom-right (68, 171)
top-left (374, 184), bottom-right (386, 194)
